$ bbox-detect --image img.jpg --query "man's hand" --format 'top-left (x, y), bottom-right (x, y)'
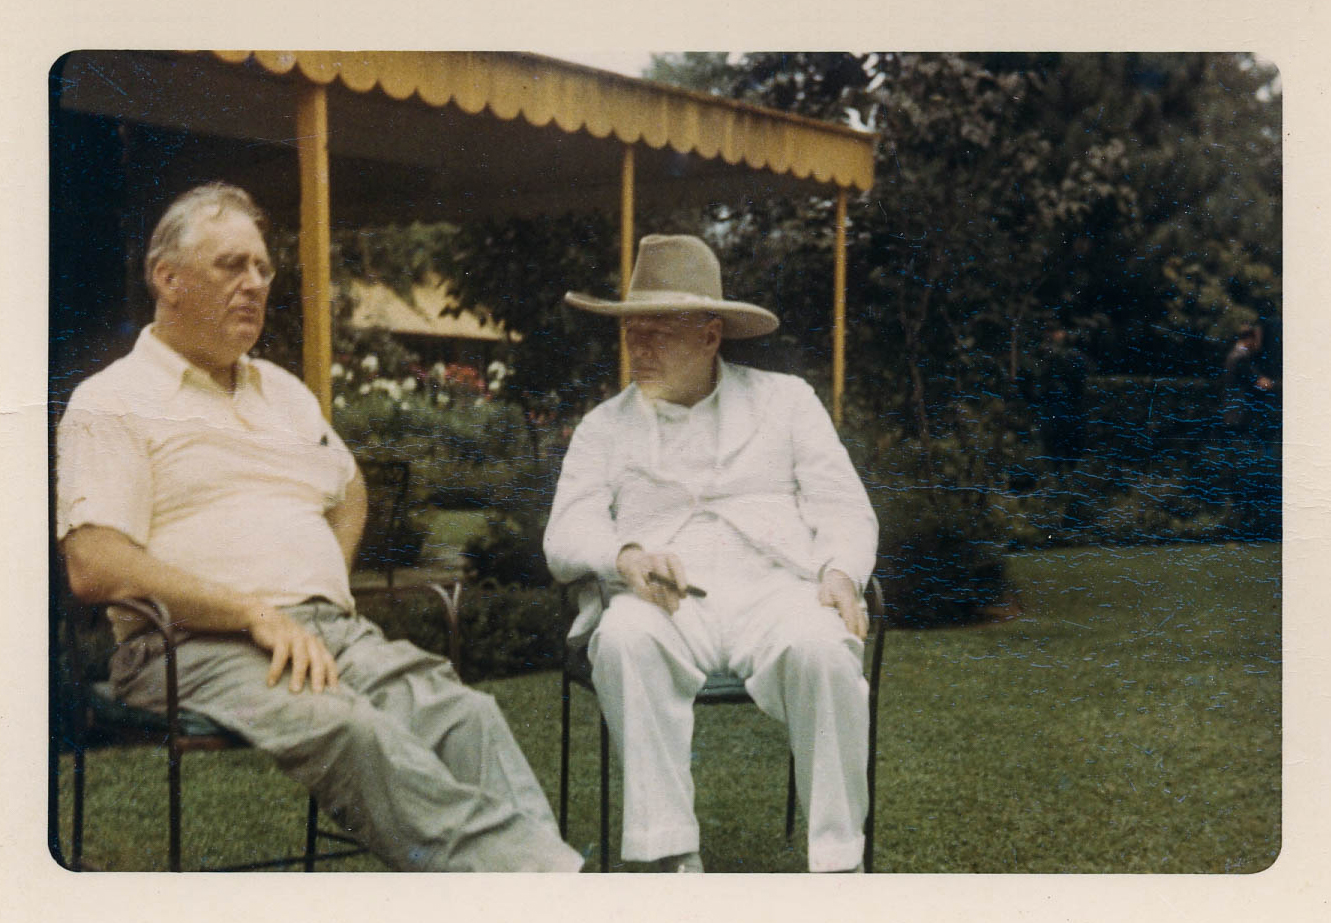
top-left (819, 568), bottom-right (867, 640)
top-left (617, 545), bottom-right (689, 614)
top-left (244, 601), bottom-right (340, 693)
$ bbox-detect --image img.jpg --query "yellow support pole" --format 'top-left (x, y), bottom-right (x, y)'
top-left (619, 146), bottom-right (635, 390)
top-left (832, 187), bottom-right (848, 426)
top-left (296, 82), bottom-right (333, 420)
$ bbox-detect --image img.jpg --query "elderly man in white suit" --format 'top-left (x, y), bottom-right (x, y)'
top-left (544, 235), bottom-right (878, 873)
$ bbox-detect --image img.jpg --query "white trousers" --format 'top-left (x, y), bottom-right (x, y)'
top-left (588, 570), bottom-right (869, 871)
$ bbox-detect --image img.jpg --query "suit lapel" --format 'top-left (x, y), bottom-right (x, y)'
top-left (613, 384), bottom-right (663, 471)
top-left (715, 360), bottom-right (765, 465)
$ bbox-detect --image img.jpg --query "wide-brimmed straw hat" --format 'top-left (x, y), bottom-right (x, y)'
top-left (564, 234), bottom-right (779, 339)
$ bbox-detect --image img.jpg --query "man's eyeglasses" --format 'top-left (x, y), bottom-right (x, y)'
top-left (212, 253), bottom-right (275, 285)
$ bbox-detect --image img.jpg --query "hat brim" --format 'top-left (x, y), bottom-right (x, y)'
top-left (564, 290), bottom-right (779, 339)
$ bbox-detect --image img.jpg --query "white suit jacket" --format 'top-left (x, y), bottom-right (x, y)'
top-left (544, 360), bottom-right (878, 639)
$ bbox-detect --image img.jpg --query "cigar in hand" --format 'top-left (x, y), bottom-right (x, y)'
top-left (648, 573), bottom-right (707, 598)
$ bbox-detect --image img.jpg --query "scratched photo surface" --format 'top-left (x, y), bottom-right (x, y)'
top-left (48, 50), bottom-right (1280, 873)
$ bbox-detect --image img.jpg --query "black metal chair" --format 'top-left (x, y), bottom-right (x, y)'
top-left (355, 459), bottom-right (413, 588)
top-left (557, 575), bottom-right (888, 872)
top-left (54, 461), bottom-right (463, 872)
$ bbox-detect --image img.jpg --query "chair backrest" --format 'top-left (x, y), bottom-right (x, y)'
top-left (356, 460), bottom-right (413, 585)
top-left (51, 548), bottom-right (127, 759)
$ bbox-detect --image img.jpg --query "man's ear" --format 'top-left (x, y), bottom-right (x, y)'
top-left (152, 260), bottom-right (178, 304)
top-left (704, 317), bottom-right (724, 351)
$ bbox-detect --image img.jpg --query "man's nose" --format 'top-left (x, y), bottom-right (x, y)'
top-left (239, 261), bottom-right (270, 290)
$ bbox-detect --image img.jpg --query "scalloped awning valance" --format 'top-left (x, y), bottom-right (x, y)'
top-left (210, 50), bottom-right (875, 193)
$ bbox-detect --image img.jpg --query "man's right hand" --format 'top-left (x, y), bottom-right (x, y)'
top-left (244, 601), bottom-right (340, 693)
top-left (617, 545), bottom-right (689, 614)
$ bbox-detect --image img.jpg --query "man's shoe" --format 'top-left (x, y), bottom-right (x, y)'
top-left (654, 851), bottom-right (704, 873)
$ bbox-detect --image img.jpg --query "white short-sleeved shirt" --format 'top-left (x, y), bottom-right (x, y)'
top-left (56, 326), bottom-right (358, 639)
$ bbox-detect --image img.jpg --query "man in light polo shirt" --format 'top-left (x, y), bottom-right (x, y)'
top-left (56, 182), bottom-right (582, 872)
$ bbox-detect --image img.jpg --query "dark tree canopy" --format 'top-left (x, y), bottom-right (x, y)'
top-left (641, 51), bottom-right (1280, 436)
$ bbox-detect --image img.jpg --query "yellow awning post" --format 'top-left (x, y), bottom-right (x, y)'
top-left (296, 82), bottom-right (333, 420)
top-left (619, 145), bottom-right (636, 390)
top-left (832, 188), bottom-right (848, 427)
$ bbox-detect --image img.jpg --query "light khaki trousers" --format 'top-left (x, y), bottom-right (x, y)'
top-left (588, 571), bottom-right (869, 872)
top-left (111, 599), bottom-right (582, 872)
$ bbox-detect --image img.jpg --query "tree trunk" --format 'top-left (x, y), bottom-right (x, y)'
top-left (1009, 320), bottom-right (1019, 387)
top-left (901, 286), bottom-right (933, 461)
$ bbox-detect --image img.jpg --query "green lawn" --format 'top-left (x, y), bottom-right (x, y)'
top-left (416, 508), bottom-right (489, 563)
top-left (53, 542), bottom-right (1280, 873)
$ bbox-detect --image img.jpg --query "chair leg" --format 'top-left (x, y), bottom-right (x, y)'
top-left (72, 746), bottom-right (85, 871)
top-left (559, 671), bottom-right (571, 839)
top-left (599, 713), bottom-right (610, 873)
top-left (865, 710), bottom-right (878, 873)
top-left (304, 795), bottom-right (319, 872)
top-left (785, 753), bottom-right (797, 839)
top-left (167, 742), bottom-right (182, 872)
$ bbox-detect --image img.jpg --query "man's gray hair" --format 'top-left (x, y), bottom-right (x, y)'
top-left (145, 183), bottom-right (268, 298)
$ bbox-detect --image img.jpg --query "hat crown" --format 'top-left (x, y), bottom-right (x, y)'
top-left (628, 235), bottom-right (724, 302)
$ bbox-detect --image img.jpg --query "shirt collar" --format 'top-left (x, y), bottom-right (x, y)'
top-left (134, 325), bottom-right (263, 398)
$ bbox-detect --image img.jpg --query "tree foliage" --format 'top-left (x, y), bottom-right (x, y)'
top-left (646, 51), bottom-right (1280, 430)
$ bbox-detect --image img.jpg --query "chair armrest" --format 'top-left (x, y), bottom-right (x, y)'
top-left (102, 597), bottom-right (188, 737)
top-left (865, 575), bottom-right (885, 622)
top-left (424, 581), bottom-right (463, 670)
top-left (556, 574), bottom-right (608, 627)
top-left (865, 575), bottom-right (888, 703)
top-left (107, 597), bottom-right (178, 645)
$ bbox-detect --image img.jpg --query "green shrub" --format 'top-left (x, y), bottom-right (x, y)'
top-left (462, 508), bottom-right (553, 588)
top-left (356, 587), bottom-right (454, 660)
top-left (989, 469), bottom-right (1233, 549)
top-left (364, 580), bottom-right (564, 680)
top-left (874, 485), bottom-right (1009, 627)
top-left (459, 581), bottom-right (564, 678)
top-left (866, 440), bottom-right (1010, 627)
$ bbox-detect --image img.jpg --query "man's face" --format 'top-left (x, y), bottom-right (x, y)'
top-left (623, 312), bottom-right (722, 404)
top-left (155, 209), bottom-right (273, 372)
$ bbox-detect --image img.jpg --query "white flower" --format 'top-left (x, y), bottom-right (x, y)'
top-left (360, 354), bottom-right (379, 374)
top-left (436, 393), bottom-right (451, 407)
top-left (358, 384), bottom-right (371, 395)
top-left (430, 362), bottom-right (448, 380)
top-left (330, 362), bottom-right (345, 379)
top-left (333, 394), bottom-right (347, 409)
top-left (401, 377), bottom-right (418, 393)
top-left (386, 381), bottom-right (403, 400)
top-left (487, 360), bottom-right (509, 391)
top-left (400, 401), bottom-right (411, 412)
